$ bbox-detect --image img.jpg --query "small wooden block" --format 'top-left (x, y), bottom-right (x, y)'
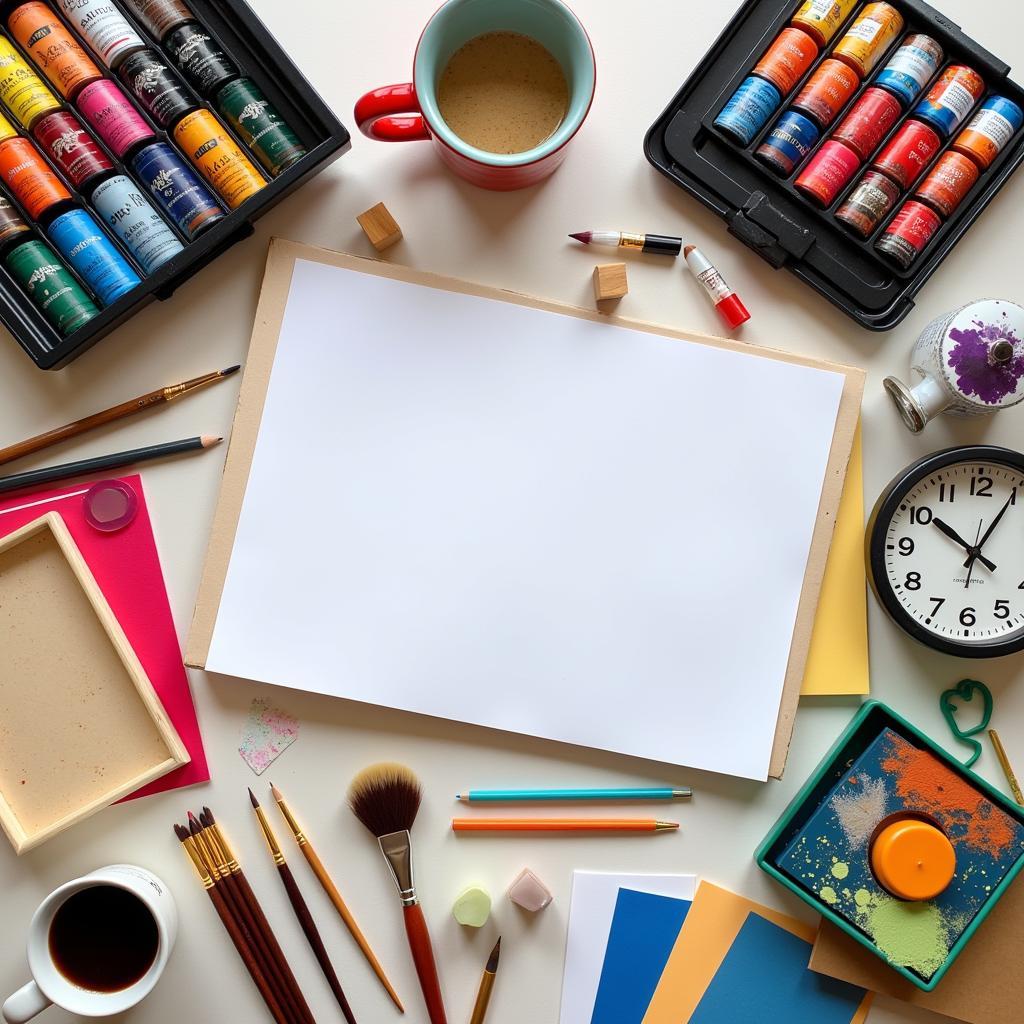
top-left (593, 263), bottom-right (628, 302)
top-left (357, 202), bottom-right (403, 251)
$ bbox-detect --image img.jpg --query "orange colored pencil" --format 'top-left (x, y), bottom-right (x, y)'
top-left (451, 819), bottom-right (679, 832)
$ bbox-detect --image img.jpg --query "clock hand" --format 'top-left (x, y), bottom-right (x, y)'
top-left (963, 495), bottom-right (1013, 568)
top-left (965, 520), bottom-right (983, 590)
top-left (932, 518), bottom-right (997, 572)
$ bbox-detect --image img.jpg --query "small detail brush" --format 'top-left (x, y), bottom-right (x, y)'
top-left (270, 783), bottom-right (404, 1013)
top-left (348, 763), bottom-right (447, 1024)
top-left (249, 789), bottom-right (359, 1024)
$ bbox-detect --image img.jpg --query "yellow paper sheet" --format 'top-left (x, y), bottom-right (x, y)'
top-left (642, 882), bottom-right (873, 1024)
top-left (801, 423), bottom-right (869, 696)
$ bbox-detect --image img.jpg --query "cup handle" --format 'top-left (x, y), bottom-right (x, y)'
top-left (354, 84), bottom-right (431, 142)
top-left (3, 982), bottom-right (50, 1023)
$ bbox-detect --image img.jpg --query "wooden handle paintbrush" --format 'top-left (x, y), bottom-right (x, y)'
top-left (187, 813), bottom-right (307, 1024)
top-left (250, 789), bottom-right (358, 1024)
top-left (175, 824), bottom-right (290, 1024)
top-left (196, 810), bottom-right (314, 1024)
top-left (271, 783), bottom-right (404, 1013)
top-left (0, 365), bottom-right (240, 467)
top-left (348, 763), bottom-right (447, 1024)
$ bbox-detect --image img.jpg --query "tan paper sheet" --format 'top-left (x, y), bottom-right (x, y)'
top-left (810, 880), bottom-right (1024, 1024)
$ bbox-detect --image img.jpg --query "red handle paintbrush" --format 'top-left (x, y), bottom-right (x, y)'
top-left (348, 763), bottom-right (447, 1024)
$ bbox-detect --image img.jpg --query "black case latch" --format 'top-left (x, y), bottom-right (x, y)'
top-left (727, 192), bottom-right (814, 269)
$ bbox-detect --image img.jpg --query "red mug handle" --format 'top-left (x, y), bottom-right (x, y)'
top-left (354, 84), bottom-right (431, 142)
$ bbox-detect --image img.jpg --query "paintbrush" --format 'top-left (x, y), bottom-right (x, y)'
top-left (174, 823), bottom-right (290, 1024)
top-left (249, 789), bottom-right (358, 1024)
top-left (270, 783), bottom-right (404, 1013)
top-left (196, 809), bottom-right (314, 1024)
top-left (0, 365), bottom-right (241, 467)
top-left (469, 938), bottom-right (500, 1024)
top-left (348, 763), bottom-right (447, 1024)
top-left (187, 814), bottom-right (307, 1024)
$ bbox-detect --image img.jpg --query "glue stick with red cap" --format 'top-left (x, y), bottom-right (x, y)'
top-left (684, 245), bottom-right (751, 329)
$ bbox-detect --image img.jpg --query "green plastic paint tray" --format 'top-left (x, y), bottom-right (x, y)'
top-left (755, 700), bottom-right (1024, 991)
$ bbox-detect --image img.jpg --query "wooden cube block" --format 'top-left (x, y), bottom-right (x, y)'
top-left (357, 202), bottom-right (403, 251)
top-left (593, 263), bottom-right (628, 302)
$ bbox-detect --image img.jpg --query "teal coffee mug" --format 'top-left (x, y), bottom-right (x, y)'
top-left (355, 0), bottom-right (596, 190)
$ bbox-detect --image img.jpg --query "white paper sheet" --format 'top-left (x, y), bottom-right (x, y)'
top-left (559, 871), bottom-right (698, 1024)
top-left (206, 259), bottom-right (845, 780)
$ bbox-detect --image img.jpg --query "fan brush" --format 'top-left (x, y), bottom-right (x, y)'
top-left (348, 762), bottom-right (447, 1024)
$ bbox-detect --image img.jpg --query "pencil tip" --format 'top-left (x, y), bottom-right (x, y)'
top-left (221, 364), bottom-right (242, 376)
top-left (200, 434), bottom-right (224, 448)
top-left (569, 231), bottom-right (590, 244)
top-left (248, 788), bottom-right (259, 808)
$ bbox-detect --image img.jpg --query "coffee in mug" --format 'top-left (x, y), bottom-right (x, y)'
top-left (2, 865), bottom-right (176, 1023)
top-left (437, 31), bottom-right (569, 154)
top-left (48, 885), bottom-right (160, 993)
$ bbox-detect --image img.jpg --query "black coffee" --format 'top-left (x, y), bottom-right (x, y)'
top-left (48, 886), bottom-right (158, 992)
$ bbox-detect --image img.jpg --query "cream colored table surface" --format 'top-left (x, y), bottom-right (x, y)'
top-left (2, 2), bottom-right (1023, 1022)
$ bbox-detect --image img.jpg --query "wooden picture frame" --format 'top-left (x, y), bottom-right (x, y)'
top-left (0, 512), bottom-right (188, 854)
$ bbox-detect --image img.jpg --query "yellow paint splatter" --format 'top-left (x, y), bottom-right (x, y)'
top-left (820, 886), bottom-right (838, 904)
top-left (854, 889), bottom-right (871, 908)
top-left (831, 862), bottom-right (849, 880)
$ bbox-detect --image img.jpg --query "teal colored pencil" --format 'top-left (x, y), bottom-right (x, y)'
top-left (455, 787), bottom-right (692, 803)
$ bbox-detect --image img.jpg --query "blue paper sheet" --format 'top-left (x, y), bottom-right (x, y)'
top-left (590, 888), bottom-right (691, 1024)
top-left (689, 912), bottom-right (866, 1024)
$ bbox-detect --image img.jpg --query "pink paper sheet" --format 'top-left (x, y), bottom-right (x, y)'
top-left (0, 474), bottom-right (209, 798)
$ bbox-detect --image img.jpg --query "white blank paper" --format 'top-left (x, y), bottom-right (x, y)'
top-left (206, 259), bottom-right (845, 780)
top-left (559, 871), bottom-right (698, 1024)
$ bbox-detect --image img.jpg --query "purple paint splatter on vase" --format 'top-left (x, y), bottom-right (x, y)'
top-left (947, 314), bottom-right (1024, 405)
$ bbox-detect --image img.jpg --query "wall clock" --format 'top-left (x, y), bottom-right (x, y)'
top-left (867, 446), bottom-right (1024, 658)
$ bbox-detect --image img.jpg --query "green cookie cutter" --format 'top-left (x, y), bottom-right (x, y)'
top-left (940, 678), bottom-right (994, 769)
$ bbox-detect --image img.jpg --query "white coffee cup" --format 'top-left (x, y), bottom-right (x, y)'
top-left (2, 865), bottom-right (176, 1022)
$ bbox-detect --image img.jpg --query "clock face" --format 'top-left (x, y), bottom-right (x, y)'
top-left (869, 448), bottom-right (1024, 658)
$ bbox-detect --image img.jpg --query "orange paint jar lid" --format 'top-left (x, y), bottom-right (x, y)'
top-left (871, 818), bottom-right (956, 901)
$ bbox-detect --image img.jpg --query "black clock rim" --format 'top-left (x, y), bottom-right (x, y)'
top-left (867, 445), bottom-right (1024, 659)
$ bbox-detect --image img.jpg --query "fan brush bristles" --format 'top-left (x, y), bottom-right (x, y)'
top-left (348, 762), bottom-right (423, 837)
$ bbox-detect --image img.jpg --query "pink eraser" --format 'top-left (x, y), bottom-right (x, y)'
top-left (508, 868), bottom-right (553, 912)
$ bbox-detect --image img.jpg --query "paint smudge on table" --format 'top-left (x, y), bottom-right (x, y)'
top-left (239, 697), bottom-right (299, 775)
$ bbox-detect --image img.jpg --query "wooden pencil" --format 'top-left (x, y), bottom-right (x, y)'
top-left (0, 366), bottom-right (240, 467)
top-left (451, 818), bottom-right (679, 832)
top-left (271, 783), bottom-right (405, 1013)
top-left (0, 435), bottom-right (222, 495)
top-left (174, 824), bottom-right (290, 1024)
top-left (188, 814), bottom-right (305, 1024)
top-left (250, 790), bottom-right (358, 1024)
top-left (197, 810), bottom-right (314, 1024)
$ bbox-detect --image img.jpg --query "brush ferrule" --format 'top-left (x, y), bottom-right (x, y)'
top-left (378, 830), bottom-right (417, 905)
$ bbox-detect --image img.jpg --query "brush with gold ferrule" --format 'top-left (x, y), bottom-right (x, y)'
top-left (174, 823), bottom-right (290, 1024)
top-left (348, 763), bottom-right (447, 1024)
top-left (270, 783), bottom-right (404, 1013)
top-left (250, 790), bottom-right (358, 1024)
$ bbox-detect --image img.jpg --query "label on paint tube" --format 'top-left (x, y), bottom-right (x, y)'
top-left (131, 140), bottom-right (223, 239)
top-left (90, 173), bottom-right (183, 274)
top-left (966, 108), bottom-right (1016, 151)
top-left (47, 207), bottom-right (141, 305)
top-left (56, 0), bottom-right (146, 69)
top-left (938, 82), bottom-right (980, 124)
